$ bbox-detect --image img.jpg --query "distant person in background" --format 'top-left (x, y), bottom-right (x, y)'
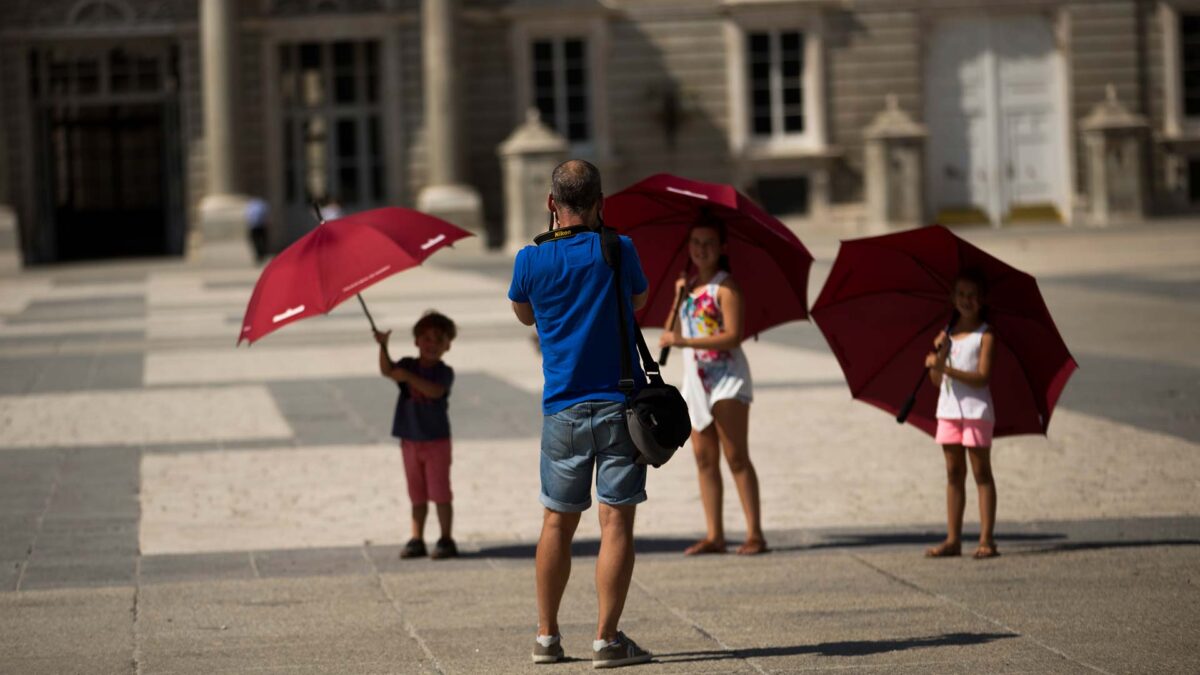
top-left (245, 197), bottom-right (270, 264)
top-left (320, 195), bottom-right (344, 222)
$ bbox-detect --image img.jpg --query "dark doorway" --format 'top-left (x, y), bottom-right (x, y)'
top-left (29, 43), bottom-right (185, 263)
top-left (43, 103), bottom-right (174, 260)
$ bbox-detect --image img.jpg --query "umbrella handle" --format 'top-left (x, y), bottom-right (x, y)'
top-left (356, 293), bottom-right (378, 333)
top-left (896, 366), bottom-right (929, 424)
top-left (659, 283), bottom-right (689, 367)
top-left (898, 317), bottom-right (956, 424)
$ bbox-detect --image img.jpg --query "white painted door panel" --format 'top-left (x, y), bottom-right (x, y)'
top-left (925, 16), bottom-right (1064, 224)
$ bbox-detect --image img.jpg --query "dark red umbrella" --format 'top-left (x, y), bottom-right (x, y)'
top-left (604, 173), bottom-right (813, 344)
top-left (811, 225), bottom-right (1077, 438)
top-left (238, 206), bottom-right (472, 345)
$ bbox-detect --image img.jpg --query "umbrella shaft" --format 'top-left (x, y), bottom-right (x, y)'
top-left (356, 293), bottom-right (378, 333)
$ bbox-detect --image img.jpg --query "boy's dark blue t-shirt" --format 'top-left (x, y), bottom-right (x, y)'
top-left (508, 230), bottom-right (649, 415)
top-left (391, 357), bottom-right (454, 441)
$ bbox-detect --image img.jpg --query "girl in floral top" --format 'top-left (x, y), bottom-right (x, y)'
top-left (659, 221), bottom-right (766, 555)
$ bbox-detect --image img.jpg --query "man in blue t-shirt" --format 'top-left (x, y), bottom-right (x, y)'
top-left (509, 160), bottom-right (653, 668)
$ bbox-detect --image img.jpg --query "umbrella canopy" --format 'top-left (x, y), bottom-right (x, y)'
top-left (811, 225), bottom-right (1077, 438)
top-left (238, 206), bottom-right (472, 345)
top-left (604, 173), bottom-right (812, 339)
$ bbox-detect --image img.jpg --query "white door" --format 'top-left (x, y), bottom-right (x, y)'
top-left (925, 17), bottom-right (1065, 224)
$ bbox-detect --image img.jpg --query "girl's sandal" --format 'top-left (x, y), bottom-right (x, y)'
top-left (973, 543), bottom-right (1000, 559)
top-left (736, 539), bottom-right (769, 555)
top-left (924, 542), bottom-right (962, 558)
top-left (684, 539), bottom-right (727, 555)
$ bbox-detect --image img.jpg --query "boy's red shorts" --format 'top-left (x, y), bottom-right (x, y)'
top-left (400, 438), bottom-right (452, 505)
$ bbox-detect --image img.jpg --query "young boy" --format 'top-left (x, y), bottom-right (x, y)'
top-left (374, 311), bottom-right (458, 560)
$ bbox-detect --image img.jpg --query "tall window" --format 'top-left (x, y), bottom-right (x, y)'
top-left (747, 30), bottom-right (805, 137)
top-left (279, 40), bottom-right (384, 209)
top-left (530, 37), bottom-right (590, 142)
top-left (1182, 14), bottom-right (1200, 117)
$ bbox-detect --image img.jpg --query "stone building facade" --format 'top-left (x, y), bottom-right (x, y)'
top-left (0, 0), bottom-right (1196, 264)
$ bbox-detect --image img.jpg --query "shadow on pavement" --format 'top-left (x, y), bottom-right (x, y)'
top-left (654, 631), bottom-right (1019, 663)
top-left (474, 537), bottom-right (697, 558)
top-left (1010, 538), bottom-right (1200, 556)
top-left (770, 531), bottom-right (1066, 553)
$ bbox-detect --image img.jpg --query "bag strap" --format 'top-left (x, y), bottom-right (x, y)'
top-left (599, 225), bottom-right (663, 396)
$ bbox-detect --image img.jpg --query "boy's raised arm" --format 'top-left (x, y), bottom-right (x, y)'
top-left (374, 330), bottom-right (402, 380)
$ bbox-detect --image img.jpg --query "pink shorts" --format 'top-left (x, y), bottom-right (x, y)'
top-left (400, 438), bottom-right (453, 505)
top-left (935, 419), bottom-right (994, 448)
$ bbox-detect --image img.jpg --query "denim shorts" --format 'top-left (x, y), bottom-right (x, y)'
top-left (540, 400), bottom-right (647, 513)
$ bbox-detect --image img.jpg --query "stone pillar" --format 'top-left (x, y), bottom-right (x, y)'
top-left (0, 116), bottom-right (17, 271)
top-left (1081, 85), bottom-right (1148, 226)
top-left (863, 95), bottom-right (927, 230)
top-left (197, 0), bottom-right (249, 254)
top-left (417, 0), bottom-right (484, 246)
top-left (498, 109), bottom-right (569, 252)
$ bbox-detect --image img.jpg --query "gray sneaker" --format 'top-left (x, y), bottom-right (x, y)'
top-left (592, 632), bottom-right (651, 669)
top-left (532, 636), bottom-right (564, 664)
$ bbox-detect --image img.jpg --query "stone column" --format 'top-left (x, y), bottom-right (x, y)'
top-left (197, 0), bottom-right (249, 253)
top-left (863, 95), bottom-right (927, 231)
top-left (1081, 85), bottom-right (1148, 226)
top-left (0, 116), bottom-right (16, 271)
top-left (417, 0), bottom-right (484, 246)
top-left (498, 109), bottom-right (569, 252)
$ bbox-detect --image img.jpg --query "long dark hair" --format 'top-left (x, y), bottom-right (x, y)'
top-left (690, 212), bottom-right (731, 274)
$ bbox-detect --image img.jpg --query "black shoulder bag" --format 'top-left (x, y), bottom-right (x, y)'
top-left (598, 224), bottom-right (691, 467)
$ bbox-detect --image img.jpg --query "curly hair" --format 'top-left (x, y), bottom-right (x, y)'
top-left (412, 310), bottom-right (457, 341)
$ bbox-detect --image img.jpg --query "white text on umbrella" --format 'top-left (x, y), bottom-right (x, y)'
top-left (420, 234), bottom-right (447, 250)
top-left (666, 186), bottom-right (708, 200)
top-left (272, 305), bottom-right (306, 323)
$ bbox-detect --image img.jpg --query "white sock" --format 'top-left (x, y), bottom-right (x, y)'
top-left (536, 634), bottom-right (560, 648)
top-left (593, 638), bottom-right (615, 651)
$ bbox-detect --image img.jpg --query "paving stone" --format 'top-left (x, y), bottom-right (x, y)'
top-left (0, 586), bottom-right (135, 673)
top-left (140, 551), bottom-right (256, 585)
top-left (136, 576), bottom-right (428, 674)
top-left (252, 547), bottom-right (373, 579)
top-left (8, 296), bottom-right (145, 323)
top-left (18, 555), bottom-right (136, 590)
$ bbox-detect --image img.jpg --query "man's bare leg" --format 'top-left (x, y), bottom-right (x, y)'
top-left (537, 508), bottom-right (580, 638)
top-left (595, 503), bottom-right (637, 642)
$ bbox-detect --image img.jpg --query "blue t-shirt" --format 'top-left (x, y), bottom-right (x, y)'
top-left (391, 357), bottom-right (454, 441)
top-left (508, 230), bottom-right (649, 415)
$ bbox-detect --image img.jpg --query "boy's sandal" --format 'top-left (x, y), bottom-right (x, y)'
top-left (684, 539), bottom-right (727, 555)
top-left (431, 537), bottom-right (458, 560)
top-left (973, 543), bottom-right (1000, 559)
top-left (924, 542), bottom-right (962, 558)
top-left (736, 538), bottom-right (769, 555)
top-left (399, 538), bottom-right (427, 559)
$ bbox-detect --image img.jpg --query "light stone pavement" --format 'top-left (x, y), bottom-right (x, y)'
top-left (2, 220), bottom-right (1199, 673)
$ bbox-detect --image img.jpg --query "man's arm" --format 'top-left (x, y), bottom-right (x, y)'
top-left (632, 290), bottom-right (648, 311)
top-left (512, 301), bottom-right (535, 326)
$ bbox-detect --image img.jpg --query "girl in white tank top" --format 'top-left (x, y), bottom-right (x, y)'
top-left (924, 272), bottom-right (999, 560)
top-left (659, 221), bottom-right (766, 556)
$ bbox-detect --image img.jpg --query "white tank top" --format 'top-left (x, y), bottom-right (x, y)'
top-left (935, 323), bottom-right (994, 421)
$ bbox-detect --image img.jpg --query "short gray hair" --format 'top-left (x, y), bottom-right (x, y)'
top-left (551, 159), bottom-right (602, 214)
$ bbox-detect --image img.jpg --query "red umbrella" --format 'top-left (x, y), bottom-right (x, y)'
top-left (604, 173), bottom-right (813, 344)
top-left (811, 225), bottom-right (1077, 438)
top-left (238, 206), bottom-right (472, 345)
